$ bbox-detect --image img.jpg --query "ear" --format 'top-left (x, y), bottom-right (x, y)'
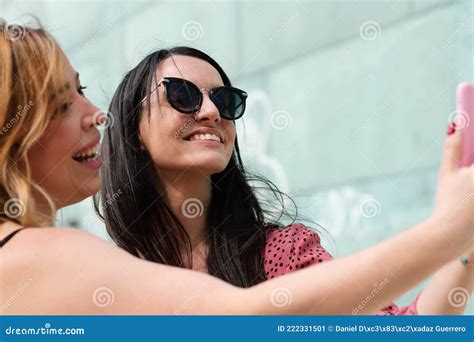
top-left (137, 132), bottom-right (146, 151)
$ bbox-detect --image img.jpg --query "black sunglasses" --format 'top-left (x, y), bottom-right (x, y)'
top-left (148, 77), bottom-right (248, 120)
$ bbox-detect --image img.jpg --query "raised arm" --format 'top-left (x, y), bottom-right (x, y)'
top-left (3, 125), bottom-right (472, 315)
top-left (24, 214), bottom-right (469, 315)
top-left (249, 215), bottom-right (468, 315)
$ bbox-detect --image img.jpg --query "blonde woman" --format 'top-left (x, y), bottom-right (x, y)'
top-left (0, 20), bottom-right (472, 315)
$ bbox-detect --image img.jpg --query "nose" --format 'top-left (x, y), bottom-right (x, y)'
top-left (193, 93), bottom-right (221, 123)
top-left (81, 98), bottom-right (104, 130)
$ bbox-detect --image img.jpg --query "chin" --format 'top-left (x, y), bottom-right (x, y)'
top-left (74, 178), bottom-right (100, 201)
top-left (194, 162), bottom-right (228, 176)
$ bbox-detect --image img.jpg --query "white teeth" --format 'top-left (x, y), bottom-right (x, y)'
top-left (73, 142), bottom-right (101, 160)
top-left (189, 133), bottom-right (221, 142)
top-left (79, 154), bottom-right (98, 163)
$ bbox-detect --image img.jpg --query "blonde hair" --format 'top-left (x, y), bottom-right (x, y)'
top-left (0, 19), bottom-right (69, 226)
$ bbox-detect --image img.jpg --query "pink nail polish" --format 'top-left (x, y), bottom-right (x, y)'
top-left (447, 122), bottom-right (456, 135)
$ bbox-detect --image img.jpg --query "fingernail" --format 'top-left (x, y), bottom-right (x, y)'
top-left (447, 122), bottom-right (456, 135)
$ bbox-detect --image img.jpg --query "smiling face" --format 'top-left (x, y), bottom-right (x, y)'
top-left (27, 61), bottom-right (102, 209)
top-left (138, 55), bottom-right (237, 178)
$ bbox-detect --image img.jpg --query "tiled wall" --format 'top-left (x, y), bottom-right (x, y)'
top-left (2, 0), bottom-right (472, 312)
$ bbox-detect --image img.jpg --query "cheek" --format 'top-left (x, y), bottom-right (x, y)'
top-left (139, 112), bottom-right (179, 159)
top-left (225, 123), bottom-right (237, 149)
top-left (139, 109), bottom-right (191, 150)
top-left (28, 121), bottom-right (79, 186)
top-left (27, 140), bottom-right (69, 195)
top-left (27, 145), bottom-right (49, 184)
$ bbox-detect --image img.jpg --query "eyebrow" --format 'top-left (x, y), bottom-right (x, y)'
top-left (64, 72), bottom-right (80, 91)
top-left (73, 72), bottom-right (80, 86)
top-left (48, 72), bottom-right (80, 103)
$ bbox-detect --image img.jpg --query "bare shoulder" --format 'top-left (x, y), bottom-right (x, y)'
top-left (2, 226), bottom-right (121, 266)
top-left (1, 227), bottom-right (245, 315)
top-left (0, 227), bottom-right (137, 314)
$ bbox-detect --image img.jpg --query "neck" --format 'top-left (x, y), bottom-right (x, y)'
top-left (160, 169), bottom-right (212, 250)
top-left (0, 199), bottom-right (56, 230)
top-left (34, 193), bottom-right (58, 227)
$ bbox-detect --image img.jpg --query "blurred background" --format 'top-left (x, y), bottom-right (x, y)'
top-left (1, 0), bottom-right (472, 312)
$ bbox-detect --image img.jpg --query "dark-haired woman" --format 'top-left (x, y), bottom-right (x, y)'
top-left (98, 47), bottom-right (474, 315)
top-left (2, 19), bottom-right (430, 315)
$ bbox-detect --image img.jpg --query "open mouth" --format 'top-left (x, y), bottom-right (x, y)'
top-left (72, 141), bottom-right (101, 163)
top-left (183, 133), bottom-right (223, 144)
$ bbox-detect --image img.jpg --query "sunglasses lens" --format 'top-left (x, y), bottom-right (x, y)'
top-left (166, 79), bottom-right (201, 113)
top-left (211, 88), bottom-right (246, 120)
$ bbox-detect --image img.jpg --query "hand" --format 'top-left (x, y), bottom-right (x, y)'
top-left (433, 122), bottom-right (474, 253)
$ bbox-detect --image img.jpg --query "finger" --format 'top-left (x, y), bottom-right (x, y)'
top-left (439, 122), bottom-right (463, 176)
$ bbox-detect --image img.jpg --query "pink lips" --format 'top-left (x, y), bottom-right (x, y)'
top-left (72, 135), bottom-right (102, 170)
top-left (78, 158), bottom-right (102, 170)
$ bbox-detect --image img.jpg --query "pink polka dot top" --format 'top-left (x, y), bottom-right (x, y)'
top-left (263, 223), bottom-right (419, 315)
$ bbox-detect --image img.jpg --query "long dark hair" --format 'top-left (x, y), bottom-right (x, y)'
top-left (95, 47), bottom-right (316, 287)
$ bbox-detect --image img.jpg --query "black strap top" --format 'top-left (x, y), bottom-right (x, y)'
top-left (0, 228), bottom-right (27, 247)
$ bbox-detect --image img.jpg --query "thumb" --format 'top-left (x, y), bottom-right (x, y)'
top-left (439, 122), bottom-right (462, 176)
